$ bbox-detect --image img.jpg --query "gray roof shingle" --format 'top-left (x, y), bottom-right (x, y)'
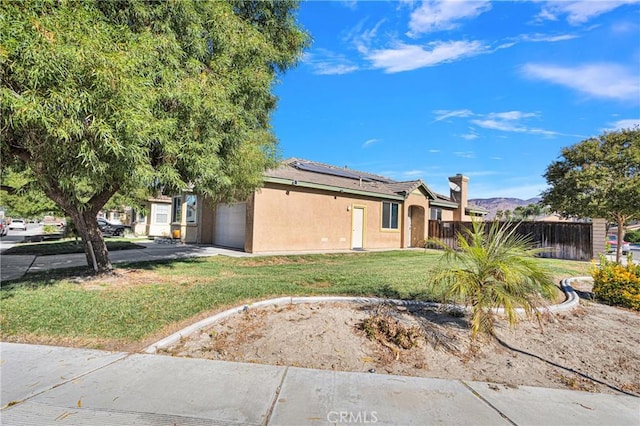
top-left (265, 158), bottom-right (434, 199)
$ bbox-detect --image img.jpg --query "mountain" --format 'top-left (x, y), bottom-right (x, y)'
top-left (469, 197), bottom-right (541, 219)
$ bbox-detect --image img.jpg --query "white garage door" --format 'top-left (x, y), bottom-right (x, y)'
top-left (215, 203), bottom-right (246, 249)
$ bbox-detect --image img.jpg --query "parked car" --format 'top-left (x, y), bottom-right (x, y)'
top-left (97, 218), bottom-right (126, 237)
top-left (0, 219), bottom-right (7, 236)
top-left (8, 219), bottom-right (27, 231)
top-left (608, 235), bottom-right (630, 255)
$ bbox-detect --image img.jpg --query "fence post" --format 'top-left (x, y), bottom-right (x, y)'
top-left (591, 218), bottom-right (607, 260)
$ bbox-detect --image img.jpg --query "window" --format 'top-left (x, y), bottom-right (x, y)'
top-left (430, 208), bottom-right (442, 221)
top-left (172, 196), bottom-right (182, 223)
top-left (185, 194), bottom-right (197, 223)
top-left (382, 202), bottom-right (399, 230)
top-left (155, 204), bottom-right (169, 224)
top-left (135, 210), bottom-right (146, 223)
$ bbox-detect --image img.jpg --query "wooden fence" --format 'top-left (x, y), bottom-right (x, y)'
top-left (427, 221), bottom-right (593, 261)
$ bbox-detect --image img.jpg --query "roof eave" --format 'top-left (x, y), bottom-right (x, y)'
top-left (466, 207), bottom-right (489, 216)
top-left (430, 199), bottom-right (458, 208)
top-left (264, 177), bottom-right (405, 201)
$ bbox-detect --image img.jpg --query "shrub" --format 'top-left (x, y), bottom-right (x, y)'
top-left (428, 221), bottom-right (556, 339)
top-left (591, 256), bottom-right (640, 311)
top-left (624, 229), bottom-right (640, 244)
top-left (42, 224), bottom-right (58, 234)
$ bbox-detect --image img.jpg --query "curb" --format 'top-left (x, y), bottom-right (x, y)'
top-left (144, 276), bottom-right (588, 354)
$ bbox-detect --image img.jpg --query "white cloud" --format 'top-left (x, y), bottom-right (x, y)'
top-left (454, 151), bottom-right (475, 158)
top-left (341, 0), bottom-right (358, 11)
top-left (408, 0), bottom-right (492, 36)
top-left (472, 119), bottom-right (525, 132)
top-left (303, 50), bottom-right (359, 75)
top-left (519, 33), bottom-right (579, 43)
top-left (469, 110), bottom-right (572, 137)
top-left (429, 149), bottom-right (441, 153)
top-left (487, 111), bottom-right (538, 120)
top-left (350, 19), bottom-right (387, 55)
top-left (434, 108), bottom-right (571, 137)
top-left (433, 109), bottom-right (474, 121)
top-left (316, 64), bottom-right (359, 75)
top-left (521, 62), bottom-right (640, 101)
top-left (472, 118), bottom-right (561, 137)
top-left (537, 1), bottom-right (640, 25)
top-left (366, 40), bottom-right (487, 73)
top-left (362, 138), bottom-right (380, 148)
top-left (609, 119), bottom-right (640, 130)
top-left (403, 170), bottom-right (425, 177)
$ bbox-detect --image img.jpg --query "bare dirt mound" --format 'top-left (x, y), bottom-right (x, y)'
top-left (164, 292), bottom-right (640, 396)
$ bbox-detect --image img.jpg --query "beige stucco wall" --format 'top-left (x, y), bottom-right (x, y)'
top-left (248, 183), bottom-right (428, 253)
top-left (440, 209), bottom-right (455, 221)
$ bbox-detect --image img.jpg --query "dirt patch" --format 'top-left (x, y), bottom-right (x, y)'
top-left (164, 295), bottom-right (640, 396)
top-left (77, 269), bottom-right (178, 290)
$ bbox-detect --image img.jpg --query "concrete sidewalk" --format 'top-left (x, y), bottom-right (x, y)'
top-left (1, 343), bottom-right (638, 425)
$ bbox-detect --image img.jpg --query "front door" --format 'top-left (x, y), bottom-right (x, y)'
top-left (351, 207), bottom-right (364, 249)
top-left (409, 205), bottom-right (425, 247)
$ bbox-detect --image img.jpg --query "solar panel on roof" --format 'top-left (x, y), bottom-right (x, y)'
top-left (292, 162), bottom-right (374, 182)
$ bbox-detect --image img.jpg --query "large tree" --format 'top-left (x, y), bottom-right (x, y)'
top-left (541, 128), bottom-right (640, 262)
top-left (1, 1), bottom-right (308, 272)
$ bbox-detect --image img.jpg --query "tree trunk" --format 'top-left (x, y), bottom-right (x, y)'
top-left (11, 151), bottom-right (119, 274)
top-left (616, 216), bottom-right (625, 264)
top-left (70, 210), bottom-right (112, 273)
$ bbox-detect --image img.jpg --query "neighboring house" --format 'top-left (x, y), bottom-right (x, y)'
top-left (169, 158), bottom-right (487, 253)
top-left (98, 196), bottom-right (173, 238)
top-left (131, 196), bottom-right (173, 237)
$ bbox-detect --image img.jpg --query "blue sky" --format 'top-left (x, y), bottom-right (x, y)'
top-left (271, 0), bottom-right (640, 199)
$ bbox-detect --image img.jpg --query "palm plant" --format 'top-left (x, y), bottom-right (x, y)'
top-left (428, 221), bottom-right (557, 339)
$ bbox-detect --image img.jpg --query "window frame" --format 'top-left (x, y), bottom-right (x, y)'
top-left (171, 196), bottom-right (182, 223)
top-left (185, 194), bottom-right (197, 224)
top-left (154, 204), bottom-right (169, 224)
top-left (381, 201), bottom-right (400, 230)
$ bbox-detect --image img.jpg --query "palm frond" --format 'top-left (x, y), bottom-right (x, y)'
top-left (427, 220), bottom-right (556, 339)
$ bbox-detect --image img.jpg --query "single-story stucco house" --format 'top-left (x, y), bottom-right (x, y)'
top-left (159, 158), bottom-right (486, 253)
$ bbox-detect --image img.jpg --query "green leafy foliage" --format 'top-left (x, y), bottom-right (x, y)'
top-left (542, 128), bottom-right (640, 262)
top-left (624, 229), bottom-right (640, 244)
top-left (0, 167), bottom-right (60, 219)
top-left (427, 221), bottom-right (557, 339)
top-left (591, 256), bottom-right (640, 311)
top-left (1, 1), bottom-right (309, 271)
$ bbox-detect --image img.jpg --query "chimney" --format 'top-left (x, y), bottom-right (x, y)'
top-left (449, 174), bottom-right (469, 221)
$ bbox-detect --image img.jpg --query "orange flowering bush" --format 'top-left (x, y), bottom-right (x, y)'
top-left (591, 256), bottom-right (640, 311)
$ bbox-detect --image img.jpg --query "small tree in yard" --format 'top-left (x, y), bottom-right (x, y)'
top-left (428, 221), bottom-right (556, 340)
top-left (542, 128), bottom-right (640, 263)
top-left (1, 1), bottom-right (308, 272)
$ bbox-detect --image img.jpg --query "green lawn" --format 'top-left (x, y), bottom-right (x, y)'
top-left (0, 250), bottom-right (591, 350)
